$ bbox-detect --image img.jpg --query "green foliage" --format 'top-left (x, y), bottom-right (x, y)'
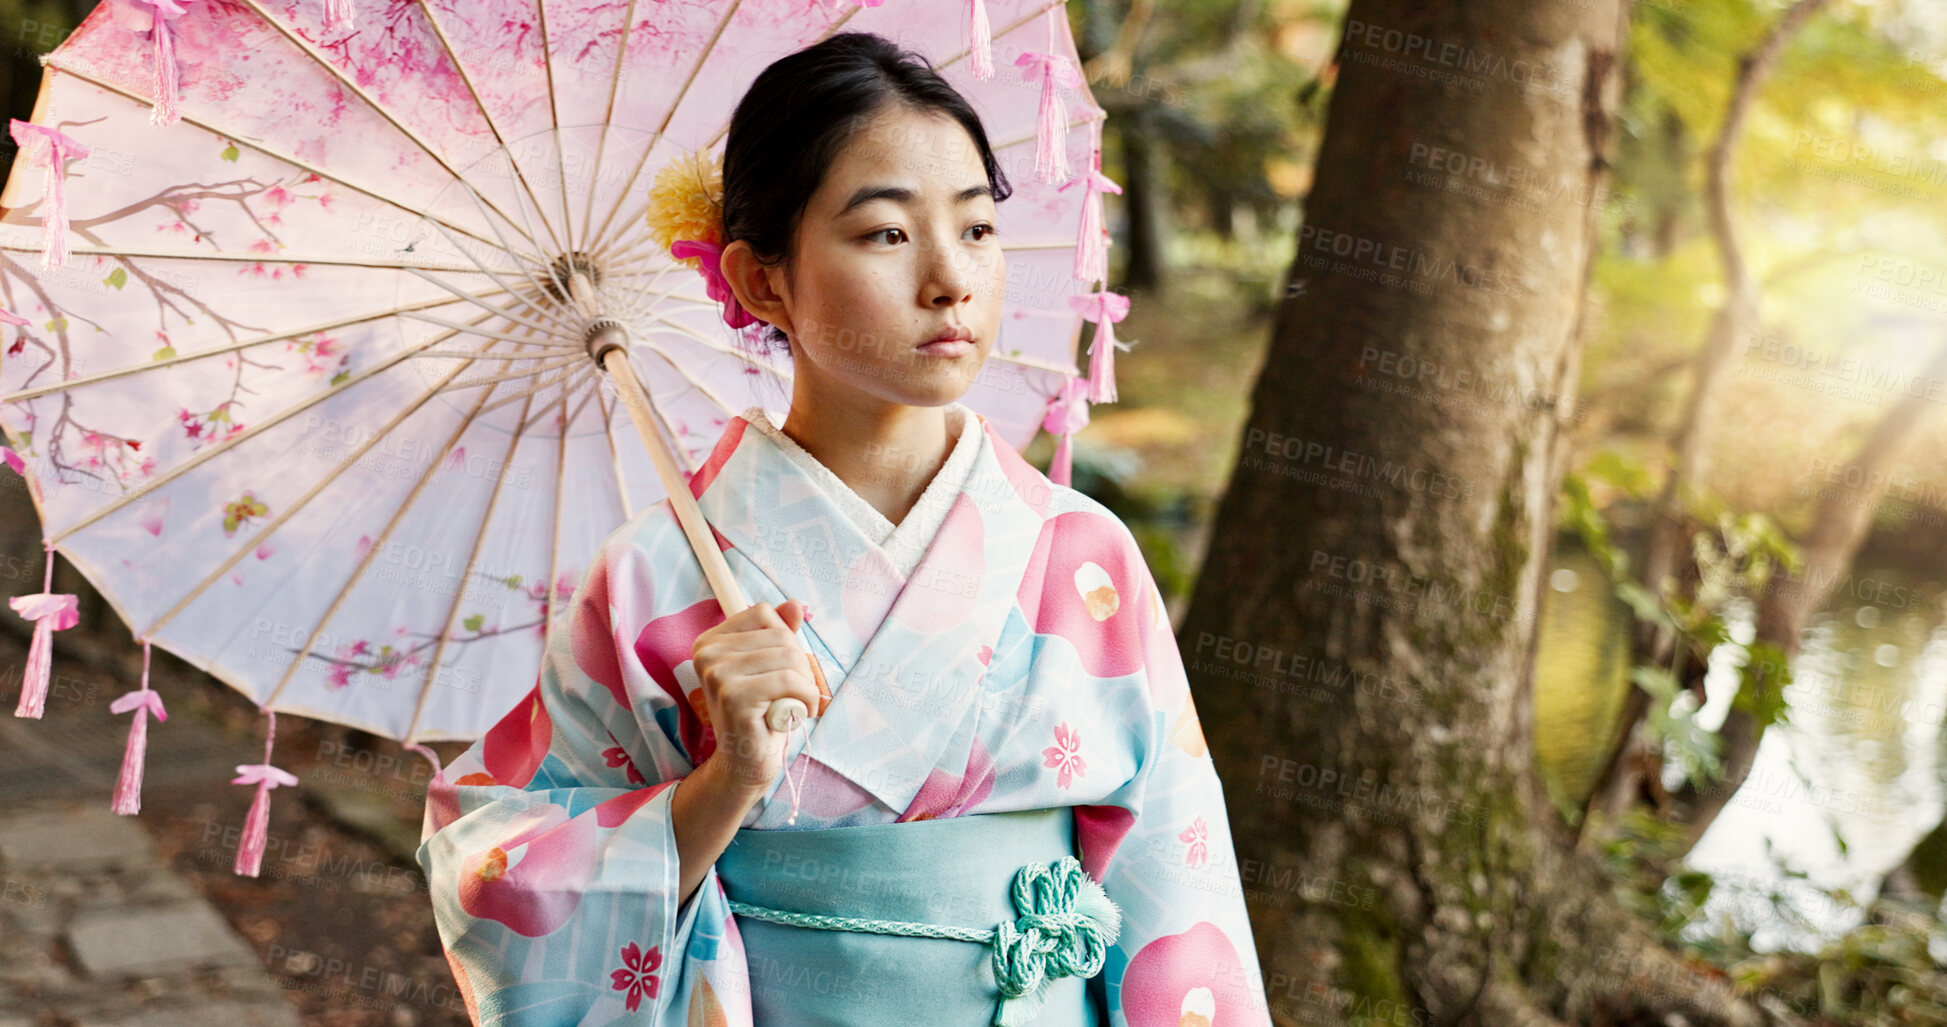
top-left (1559, 450), bottom-right (1805, 795)
top-left (1604, 820), bottom-right (1947, 1024)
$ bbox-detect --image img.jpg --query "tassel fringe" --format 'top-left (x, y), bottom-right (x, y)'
top-left (110, 640), bottom-right (165, 815)
top-left (10, 554), bottom-right (78, 719)
top-left (232, 710), bottom-right (297, 877)
top-left (1040, 378), bottom-right (1090, 487)
top-left (968, 0), bottom-right (993, 80)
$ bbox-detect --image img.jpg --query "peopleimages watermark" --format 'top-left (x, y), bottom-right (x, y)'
top-left (1404, 141), bottom-right (1639, 218)
top-left (1295, 223), bottom-right (1524, 297)
top-left (1338, 17), bottom-right (1577, 103)
top-left (1740, 330), bottom-right (1947, 407)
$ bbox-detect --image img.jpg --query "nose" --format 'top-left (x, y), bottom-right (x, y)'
top-left (921, 232), bottom-right (974, 309)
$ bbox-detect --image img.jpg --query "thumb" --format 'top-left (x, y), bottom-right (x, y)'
top-left (776, 598), bottom-right (805, 633)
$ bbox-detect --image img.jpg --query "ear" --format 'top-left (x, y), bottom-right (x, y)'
top-left (719, 239), bottom-right (794, 337)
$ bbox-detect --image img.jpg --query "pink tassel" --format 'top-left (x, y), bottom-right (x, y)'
top-left (324, 0), bottom-right (355, 32)
top-left (968, 0), bottom-right (994, 80)
top-left (110, 640), bottom-right (166, 815)
top-left (1058, 163), bottom-right (1122, 284)
top-left (1015, 10), bottom-right (1081, 186)
top-left (407, 742), bottom-right (443, 778)
top-left (10, 554), bottom-right (78, 719)
top-left (1041, 377), bottom-right (1090, 486)
top-left (232, 711), bottom-right (297, 877)
top-left (7, 121), bottom-right (90, 271)
top-left (1068, 290), bottom-right (1132, 404)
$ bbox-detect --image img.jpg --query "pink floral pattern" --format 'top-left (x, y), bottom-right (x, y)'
top-left (602, 731), bottom-right (645, 785)
top-left (609, 941), bottom-right (661, 1012)
top-left (1041, 720), bottom-right (1086, 789)
top-left (1178, 815), bottom-right (1208, 869)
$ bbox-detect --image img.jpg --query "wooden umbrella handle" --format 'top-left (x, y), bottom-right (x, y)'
top-left (595, 339), bottom-right (830, 732)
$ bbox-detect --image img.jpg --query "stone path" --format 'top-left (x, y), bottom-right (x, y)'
top-left (0, 671), bottom-right (306, 1027)
top-left (0, 801), bottom-right (304, 1026)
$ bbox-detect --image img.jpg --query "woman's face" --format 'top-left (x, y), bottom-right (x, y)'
top-left (724, 103), bottom-right (1006, 410)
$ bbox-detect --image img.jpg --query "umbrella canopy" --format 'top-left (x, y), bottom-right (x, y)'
top-left (0, 0), bottom-right (1123, 757)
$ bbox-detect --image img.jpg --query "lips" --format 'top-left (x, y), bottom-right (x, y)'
top-left (921, 326), bottom-right (974, 348)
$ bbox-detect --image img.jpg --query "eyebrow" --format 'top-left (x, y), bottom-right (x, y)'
top-left (837, 183), bottom-right (993, 217)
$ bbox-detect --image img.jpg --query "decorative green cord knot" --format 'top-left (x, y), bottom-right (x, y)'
top-left (722, 853), bottom-right (1122, 1027)
top-left (989, 856), bottom-right (1123, 1027)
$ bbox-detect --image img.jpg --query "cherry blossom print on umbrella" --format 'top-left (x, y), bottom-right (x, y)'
top-left (456, 800), bottom-right (597, 937)
top-left (0, 0), bottom-right (1117, 853)
top-left (1121, 920), bottom-right (1258, 1027)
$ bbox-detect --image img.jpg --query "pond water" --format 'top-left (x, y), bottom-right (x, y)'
top-left (1534, 550), bottom-right (1947, 952)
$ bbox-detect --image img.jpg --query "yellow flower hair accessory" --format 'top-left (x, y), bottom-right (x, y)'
top-left (644, 146), bottom-right (724, 270)
top-left (644, 145), bottom-right (761, 329)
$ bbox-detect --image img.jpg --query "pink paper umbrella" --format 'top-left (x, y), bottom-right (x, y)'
top-left (0, 0), bottom-right (1128, 873)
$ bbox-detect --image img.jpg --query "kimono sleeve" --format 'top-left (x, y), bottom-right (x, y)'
top-left (1088, 530), bottom-right (1276, 1027)
top-left (417, 529), bottom-right (748, 1026)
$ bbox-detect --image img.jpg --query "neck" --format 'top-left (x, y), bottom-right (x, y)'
top-left (778, 378), bottom-right (958, 528)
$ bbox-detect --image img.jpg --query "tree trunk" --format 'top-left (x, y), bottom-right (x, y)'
top-left (1182, 0), bottom-right (1783, 1022)
top-left (1116, 106), bottom-right (1166, 296)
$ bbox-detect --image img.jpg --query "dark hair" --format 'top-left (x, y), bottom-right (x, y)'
top-left (720, 31), bottom-right (1014, 357)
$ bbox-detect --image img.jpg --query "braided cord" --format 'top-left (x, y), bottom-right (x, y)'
top-left (726, 899), bottom-right (997, 944)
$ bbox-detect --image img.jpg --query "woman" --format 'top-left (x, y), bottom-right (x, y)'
top-left (418, 32), bottom-right (1272, 1027)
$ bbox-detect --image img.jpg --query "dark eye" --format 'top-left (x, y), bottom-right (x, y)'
top-left (966, 223), bottom-right (998, 242)
top-left (868, 228), bottom-right (907, 245)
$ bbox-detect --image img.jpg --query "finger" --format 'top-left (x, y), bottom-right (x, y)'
top-left (776, 598), bottom-right (805, 633)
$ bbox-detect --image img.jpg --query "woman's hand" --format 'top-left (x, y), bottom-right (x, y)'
top-left (689, 599), bottom-right (822, 802)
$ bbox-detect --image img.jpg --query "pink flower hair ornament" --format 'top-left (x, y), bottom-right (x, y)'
top-left (643, 146), bottom-right (770, 333)
top-left (669, 238), bottom-right (761, 331)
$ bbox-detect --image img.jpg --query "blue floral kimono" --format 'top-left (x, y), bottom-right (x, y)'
top-left (417, 404), bottom-right (1274, 1025)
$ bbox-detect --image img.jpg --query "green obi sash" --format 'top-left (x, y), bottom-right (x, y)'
top-left (715, 808), bottom-right (1120, 1026)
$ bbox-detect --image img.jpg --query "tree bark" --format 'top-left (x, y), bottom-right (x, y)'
top-left (1181, 0), bottom-right (1784, 1022)
top-left (1579, 0), bottom-right (1831, 846)
top-left (1115, 105), bottom-right (1166, 296)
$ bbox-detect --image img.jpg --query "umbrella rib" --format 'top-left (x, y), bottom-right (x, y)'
top-left (40, 58), bottom-right (543, 267)
top-left (136, 318), bottom-right (534, 639)
top-left (471, 364), bottom-right (576, 418)
top-left (445, 163), bottom-right (602, 344)
top-left (398, 313), bottom-right (579, 349)
top-left (581, 0), bottom-right (753, 252)
top-left (43, 317), bottom-right (479, 546)
top-left (531, 0), bottom-right (578, 257)
top-left (989, 108), bottom-right (1108, 153)
top-left (444, 357), bottom-right (582, 392)
top-left (537, 387), bottom-right (570, 695)
top-left (404, 268), bottom-right (573, 340)
top-left (577, 0), bottom-right (645, 251)
top-left (594, 378), bottom-right (634, 521)
top-left (232, 0), bottom-right (555, 257)
top-left (413, 0), bottom-right (572, 257)
top-left (258, 353), bottom-right (513, 713)
top-left (0, 241), bottom-right (523, 275)
top-left (2, 287), bottom-right (518, 403)
top-left (517, 377), bottom-right (590, 436)
top-left (400, 384), bottom-right (539, 744)
top-left (418, 199), bottom-right (582, 338)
